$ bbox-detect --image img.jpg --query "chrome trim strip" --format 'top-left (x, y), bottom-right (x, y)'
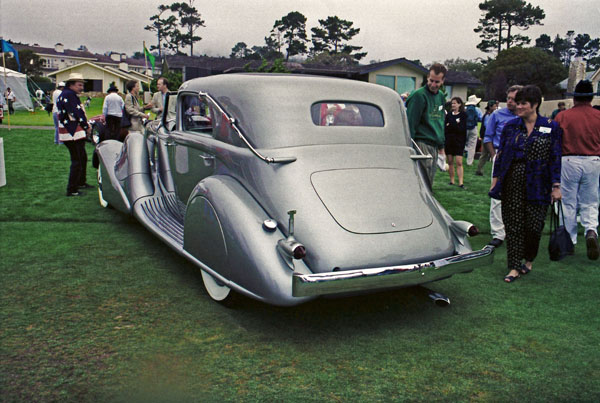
top-left (292, 247), bottom-right (494, 297)
top-left (199, 92), bottom-right (295, 164)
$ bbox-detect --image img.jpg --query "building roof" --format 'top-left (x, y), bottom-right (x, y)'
top-left (356, 58), bottom-right (428, 75)
top-left (47, 61), bottom-right (150, 83)
top-left (14, 43), bottom-right (146, 67)
top-left (558, 71), bottom-right (595, 90)
top-left (444, 70), bottom-right (483, 87)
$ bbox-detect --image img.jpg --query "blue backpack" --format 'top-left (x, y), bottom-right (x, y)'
top-left (466, 105), bottom-right (478, 129)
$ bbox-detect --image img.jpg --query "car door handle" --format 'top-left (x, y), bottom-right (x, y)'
top-left (199, 155), bottom-right (214, 166)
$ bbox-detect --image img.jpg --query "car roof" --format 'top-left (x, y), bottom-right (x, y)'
top-left (179, 73), bottom-right (410, 149)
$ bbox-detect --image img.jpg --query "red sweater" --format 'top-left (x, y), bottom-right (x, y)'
top-left (556, 104), bottom-right (600, 156)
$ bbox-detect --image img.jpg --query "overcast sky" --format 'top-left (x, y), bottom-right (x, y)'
top-left (1, 0), bottom-right (600, 64)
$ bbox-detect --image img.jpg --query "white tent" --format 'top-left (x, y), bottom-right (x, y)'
top-left (0, 66), bottom-right (34, 111)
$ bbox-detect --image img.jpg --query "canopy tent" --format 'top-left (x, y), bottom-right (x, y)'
top-left (0, 66), bottom-right (34, 111)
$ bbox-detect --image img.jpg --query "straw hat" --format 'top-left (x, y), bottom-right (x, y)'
top-left (65, 72), bottom-right (85, 83)
top-left (465, 95), bottom-right (482, 106)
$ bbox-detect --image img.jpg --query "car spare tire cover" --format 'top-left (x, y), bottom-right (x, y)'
top-left (311, 168), bottom-right (433, 234)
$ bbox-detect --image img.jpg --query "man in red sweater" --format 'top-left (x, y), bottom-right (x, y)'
top-left (556, 80), bottom-right (600, 259)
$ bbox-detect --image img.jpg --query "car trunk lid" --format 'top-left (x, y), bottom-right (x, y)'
top-left (310, 168), bottom-right (432, 234)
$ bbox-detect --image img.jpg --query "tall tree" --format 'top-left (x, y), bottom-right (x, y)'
top-left (272, 11), bottom-right (309, 61)
top-left (534, 33), bottom-right (553, 53)
top-left (3, 49), bottom-right (43, 77)
top-left (443, 57), bottom-right (485, 79)
top-left (535, 31), bottom-right (600, 67)
top-left (144, 4), bottom-right (176, 57)
top-left (474, 0), bottom-right (545, 54)
top-left (230, 42), bottom-right (252, 59)
top-left (310, 16), bottom-right (366, 63)
top-left (171, 1), bottom-right (205, 56)
top-left (481, 47), bottom-right (567, 100)
top-left (573, 33), bottom-right (600, 60)
top-left (252, 36), bottom-right (284, 60)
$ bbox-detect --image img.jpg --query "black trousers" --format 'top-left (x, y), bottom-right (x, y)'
top-left (8, 100), bottom-right (15, 115)
top-left (501, 162), bottom-right (548, 270)
top-left (64, 139), bottom-right (88, 194)
top-left (105, 115), bottom-right (122, 141)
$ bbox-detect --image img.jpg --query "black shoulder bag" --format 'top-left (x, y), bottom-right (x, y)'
top-left (121, 95), bottom-right (133, 128)
top-left (548, 200), bottom-right (574, 261)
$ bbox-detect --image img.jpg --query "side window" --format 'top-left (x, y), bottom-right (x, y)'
top-left (181, 94), bottom-right (213, 134)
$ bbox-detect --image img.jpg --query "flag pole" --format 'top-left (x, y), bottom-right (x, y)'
top-left (143, 41), bottom-right (149, 77)
top-left (2, 51), bottom-right (10, 131)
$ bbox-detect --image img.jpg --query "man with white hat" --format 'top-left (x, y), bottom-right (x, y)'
top-left (52, 81), bottom-right (65, 144)
top-left (555, 80), bottom-right (600, 259)
top-left (464, 94), bottom-right (482, 166)
top-left (57, 73), bottom-right (92, 197)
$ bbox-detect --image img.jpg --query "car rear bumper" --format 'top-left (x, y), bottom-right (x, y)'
top-left (292, 246), bottom-right (494, 297)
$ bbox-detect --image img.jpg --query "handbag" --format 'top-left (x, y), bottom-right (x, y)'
top-left (121, 106), bottom-right (131, 128)
top-left (548, 200), bottom-right (574, 261)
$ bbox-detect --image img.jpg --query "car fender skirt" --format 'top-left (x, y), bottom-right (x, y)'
top-left (292, 246), bottom-right (494, 297)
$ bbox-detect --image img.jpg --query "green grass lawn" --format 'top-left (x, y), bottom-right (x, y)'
top-left (1, 129), bottom-right (599, 401)
top-left (2, 98), bottom-right (105, 127)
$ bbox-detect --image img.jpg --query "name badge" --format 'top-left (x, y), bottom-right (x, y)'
top-left (539, 127), bottom-right (551, 133)
top-left (439, 105), bottom-right (443, 111)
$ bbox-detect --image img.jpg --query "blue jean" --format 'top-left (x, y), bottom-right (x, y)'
top-left (561, 156), bottom-right (600, 244)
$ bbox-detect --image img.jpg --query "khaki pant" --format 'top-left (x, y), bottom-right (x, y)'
top-left (415, 140), bottom-right (439, 188)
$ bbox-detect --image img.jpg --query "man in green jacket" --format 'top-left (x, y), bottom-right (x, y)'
top-left (406, 63), bottom-right (447, 187)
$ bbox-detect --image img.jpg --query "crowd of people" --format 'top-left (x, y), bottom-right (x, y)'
top-left (406, 63), bottom-right (600, 283)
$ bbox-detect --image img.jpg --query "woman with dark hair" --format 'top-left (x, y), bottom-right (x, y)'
top-left (444, 97), bottom-right (467, 188)
top-left (489, 85), bottom-right (562, 282)
top-left (124, 80), bottom-right (149, 132)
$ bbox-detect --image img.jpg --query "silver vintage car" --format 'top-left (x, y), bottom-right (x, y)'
top-left (95, 73), bottom-right (493, 306)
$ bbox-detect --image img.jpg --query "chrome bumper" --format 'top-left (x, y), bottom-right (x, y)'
top-left (292, 247), bottom-right (494, 297)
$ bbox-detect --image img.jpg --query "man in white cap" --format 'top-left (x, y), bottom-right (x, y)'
top-left (555, 80), bottom-right (600, 259)
top-left (464, 94), bottom-right (482, 166)
top-left (52, 81), bottom-right (65, 144)
top-left (57, 73), bottom-right (92, 196)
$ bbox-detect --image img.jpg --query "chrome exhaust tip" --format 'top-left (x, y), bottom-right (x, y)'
top-left (428, 292), bottom-right (450, 307)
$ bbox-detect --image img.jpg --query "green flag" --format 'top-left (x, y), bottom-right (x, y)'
top-left (144, 45), bottom-right (155, 73)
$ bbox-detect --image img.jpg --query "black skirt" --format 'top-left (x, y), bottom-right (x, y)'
top-left (445, 132), bottom-right (466, 156)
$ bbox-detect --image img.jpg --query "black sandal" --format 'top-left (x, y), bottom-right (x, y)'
top-left (519, 263), bottom-right (531, 275)
top-left (504, 271), bottom-right (520, 283)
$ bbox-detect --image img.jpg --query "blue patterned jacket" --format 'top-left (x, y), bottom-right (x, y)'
top-left (489, 115), bottom-right (562, 204)
top-left (57, 87), bottom-right (89, 136)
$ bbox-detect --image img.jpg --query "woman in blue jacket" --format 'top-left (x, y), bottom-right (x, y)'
top-left (489, 86), bottom-right (562, 282)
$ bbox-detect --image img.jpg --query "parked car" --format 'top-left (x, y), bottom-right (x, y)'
top-left (95, 74), bottom-right (494, 306)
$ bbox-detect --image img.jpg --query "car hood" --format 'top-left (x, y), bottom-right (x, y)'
top-left (310, 168), bottom-right (432, 234)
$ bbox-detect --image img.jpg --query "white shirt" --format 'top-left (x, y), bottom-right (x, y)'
top-left (52, 89), bottom-right (62, 114)
top-left (102, 92), bottom-right (125, 117)
top-left (5, 91), bottom-right (15, 101)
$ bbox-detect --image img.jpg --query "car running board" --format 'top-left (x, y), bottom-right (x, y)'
top-left (134, 193), bottom-right (185, 248)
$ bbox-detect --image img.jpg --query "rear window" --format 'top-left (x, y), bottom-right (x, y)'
top-left (311, 102), bottom-right (384, 127)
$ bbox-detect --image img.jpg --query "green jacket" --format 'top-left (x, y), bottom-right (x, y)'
top-left (405, 86), bottom-right (446, 148)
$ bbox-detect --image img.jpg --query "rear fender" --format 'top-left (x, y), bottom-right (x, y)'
top-left (184, 175), bottom-right (313, 306)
